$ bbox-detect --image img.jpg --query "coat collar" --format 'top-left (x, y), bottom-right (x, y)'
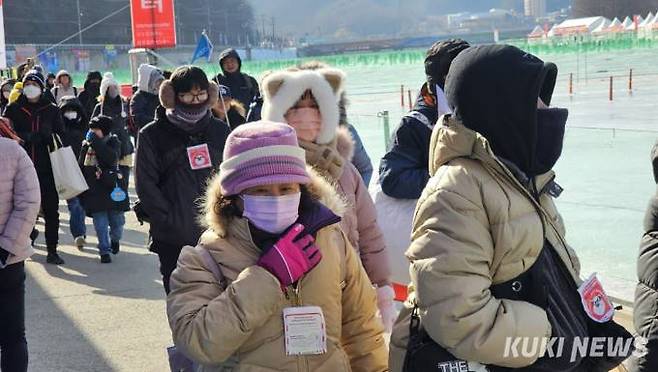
top-left (430, 114), bottom-right (557, 195)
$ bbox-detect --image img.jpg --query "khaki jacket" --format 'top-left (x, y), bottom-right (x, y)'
top-left (390, 116), bottom-right (582, 370)
top-left (167, 170), bottom-right (388, 372)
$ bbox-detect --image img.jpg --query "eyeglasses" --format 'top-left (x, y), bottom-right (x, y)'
top-left (178, 90), bottom-right (208, 104)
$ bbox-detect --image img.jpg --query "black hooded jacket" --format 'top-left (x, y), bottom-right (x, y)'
top-left (214, 49), bottom-right (259, 108)
top-left (59, 96), bottom-right (88, 158)
top-left (629, 142), bottom-right (658, 372)
top-left (0, 79), bottom-right (16, 113)
top-left (446, 44), bottom-right (558, 177)
top-left (135, 106), bottom-right (230, 251)
top-left (78, 71), bottom-right (102, 118)
top-left (4, 95), bottom-right (62, 173)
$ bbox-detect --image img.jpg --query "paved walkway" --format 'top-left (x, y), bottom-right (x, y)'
top-left (26, 201), bottom-right (171, 372)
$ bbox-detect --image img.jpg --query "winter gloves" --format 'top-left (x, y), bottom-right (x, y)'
top-left (257, 224), bottom-right (322, 288)
top-left (376, 285), bottom-right (396, 333)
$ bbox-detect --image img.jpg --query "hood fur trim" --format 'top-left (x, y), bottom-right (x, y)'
top-left (261, 68), bottom-right (344, 145)
top-left (137, 64), bottom-right (162, 93)
top-left (201, 167), bottom-right (347, 238)
top-left (159, 80), bottom-right (219, 110)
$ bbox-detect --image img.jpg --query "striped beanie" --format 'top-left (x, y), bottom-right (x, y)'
top-left (219, 121), bottom-right (310, 196)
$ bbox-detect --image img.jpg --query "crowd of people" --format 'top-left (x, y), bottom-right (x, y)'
top-left (0, 43), bottom-right (655, 372)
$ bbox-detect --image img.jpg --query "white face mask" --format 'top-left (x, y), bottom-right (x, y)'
top-left (63, 111), bottom-right (79, 120)
top-left (241, 192), bottom-right (301, 234)
top-left (23, 85), bottom-right (42, 100)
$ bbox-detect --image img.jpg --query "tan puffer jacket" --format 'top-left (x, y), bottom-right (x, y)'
top-left (167, 169), bottom-right (388, 372)
top-left (389, 116), bottom-right (582, 370)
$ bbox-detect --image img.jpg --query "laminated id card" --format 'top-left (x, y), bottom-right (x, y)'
top-left (187, 144), bottom-right (212, 170)
top-left (578, 273), bottom-right (614, 323)
top-left (283, 306), bottom-right (327, 356)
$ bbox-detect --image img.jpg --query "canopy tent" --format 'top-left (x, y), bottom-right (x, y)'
top-left (552, 16), bottom-right (609, 36)
top-left (527, 25), bottom-right (545, 39)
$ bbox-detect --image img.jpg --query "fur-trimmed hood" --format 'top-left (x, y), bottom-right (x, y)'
top-left (137, 64), bottom-right (164, 94)
top-left (202, 167), bottom-right (346, 239)
top-left (261, 68), bottom-right (344, 145)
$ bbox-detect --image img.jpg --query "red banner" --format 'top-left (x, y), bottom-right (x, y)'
top-left (130, 0), bottom-right (177, 49)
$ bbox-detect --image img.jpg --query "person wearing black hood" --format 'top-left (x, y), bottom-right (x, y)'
top-left (78, 71), bottom-right (102, 118)
top-left (379, 39), bottom-right (469, 199)
top-left (628, 142), bottom-right (658, 372)
top-left (59, 96), bottom-right (89, 250)
top-left (0, 79), bottom-right (16, 114)
top-left (135, 66), bottom-right (230, 294)
top-left (389, 45), bottom-right (632, 371)
top-left (4, 70), bottom-right (65, 265)
top-left (214, 48), bottom-right (259, 109)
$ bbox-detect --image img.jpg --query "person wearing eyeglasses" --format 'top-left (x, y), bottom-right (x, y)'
top-left (135, 65), bottom-right (230, 293)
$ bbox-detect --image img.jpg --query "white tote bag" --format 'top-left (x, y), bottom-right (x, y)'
top-left (369, 184), bottom-right (419, 285)
top-left (49, 134), bottom-right (88, 200)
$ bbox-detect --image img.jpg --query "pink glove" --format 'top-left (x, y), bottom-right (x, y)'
top-left (257, 224), bottom-right (322, 288)
top-left (377, 285), bottom-right (397, 333)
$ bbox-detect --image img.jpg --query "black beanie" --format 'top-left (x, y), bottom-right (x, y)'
top-left (89, 115), bottom-right (113, 137)
top-left (425, 39), bottom-right (470, 94)
top-left (22, 70), bottom-right (45, 90)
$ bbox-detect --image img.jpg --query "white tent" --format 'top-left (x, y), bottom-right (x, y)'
top-left (528, 25), bottom-right (545, 38)
top-left (630, 15), bottom-right (644, 30)
top-left (552, 16), bottom-right (609, 36)
top-left (640, 12), bottom-right (654, 26)
top-left (622, 16), bottom-right (633, 29)
top-left (605, 17), bottom-right (623, 33)
top-left (645, 13), bottom-right (658, 29)
top-left (592, 18), bottom-right (612, 34)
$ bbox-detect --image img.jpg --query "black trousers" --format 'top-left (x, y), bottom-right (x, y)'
top-left (152, 240), bottom-right (184, 295)
top-left (37, 171), bottom-right (59, 250)
top-left (0, 262), bottom-right (28, 372)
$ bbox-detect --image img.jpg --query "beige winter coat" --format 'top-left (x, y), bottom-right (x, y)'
top-left (167, 169), bottom-right (388, 372)
top-left (389, 115), bottom-right (582, 370)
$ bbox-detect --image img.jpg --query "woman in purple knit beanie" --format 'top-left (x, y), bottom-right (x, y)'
top-left (165, 120), bottom-right (388, 371)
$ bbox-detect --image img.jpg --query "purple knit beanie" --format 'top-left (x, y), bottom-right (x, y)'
top-left (219, 121), bottom-right (311, 195)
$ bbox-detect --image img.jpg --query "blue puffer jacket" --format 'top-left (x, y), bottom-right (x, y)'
top-left (378, 84), bottom-right (438, 199)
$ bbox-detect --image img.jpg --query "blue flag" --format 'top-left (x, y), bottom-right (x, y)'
top-left (191, 32), bottom-right (213, 64)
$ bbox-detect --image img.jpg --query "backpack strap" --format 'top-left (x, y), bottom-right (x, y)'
top-left (194, 245), bottom-right (226, 287)
top-left (73, 87), bottom-right (78, 96)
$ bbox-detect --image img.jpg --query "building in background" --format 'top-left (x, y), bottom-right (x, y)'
top-left (572, 0), bottom-right (658, 19)
top-left (524, 0), bottom-right (547, 18)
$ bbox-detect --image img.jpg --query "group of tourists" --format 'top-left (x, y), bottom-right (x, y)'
top-left (0, 42), bottom-right (654, 372)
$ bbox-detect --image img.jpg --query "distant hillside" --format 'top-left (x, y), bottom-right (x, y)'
top-left (247, 0), bottom-right (571, 38)
top-left (4, 0), bottom-right (255, 46)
